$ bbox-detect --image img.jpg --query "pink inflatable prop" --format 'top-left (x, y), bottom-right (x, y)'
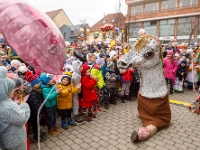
top-left (0, 0), bottom-right (66, 74)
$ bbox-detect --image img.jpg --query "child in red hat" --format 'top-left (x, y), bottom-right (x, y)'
top-left (81, 64), bottom-right (98, 121)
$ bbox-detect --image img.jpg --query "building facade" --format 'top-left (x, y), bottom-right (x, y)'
top-left (59, 24), bottom-right (90, 43)
top-left (46, 9), bottom-right (73, 28)
top-left (126, 0), bottom-right (200, 45)
top-left (89, 13), bottom-right (125, 44)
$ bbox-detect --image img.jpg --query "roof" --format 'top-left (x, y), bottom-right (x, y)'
top-left (69, 24), bottom-right (90, 37)
top-left (46, 9), bottom-right (62, 20)
top-left (90, 12), bottom-right (125, 32)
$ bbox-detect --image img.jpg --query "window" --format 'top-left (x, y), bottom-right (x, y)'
top-left (144, 21), bottom-right (157, 35)
top-left (131, 5), bottom-right (143, 15)
top-left (111, 18), bottom-right (115, 23)
top-left (144, 2), bottom-right (158, 13)
top-left (129, 23), bottom-right (142, 38)
top-left (192, 0), bottom-right (198, 5)
top-left (177, 17), bottom-right (196, 36)
top-left (160, 19), bottom-right (175, 36)
top-left (102, 20), bottom-right (106, 24)
top-left (63, 32), bottom-right (66, 39)
top-left (199, 16), bottom-right (200, 35)
top-left (162, 0), bottom-right (177, 10)
top-left (179, 0), bottom-right (197, 7)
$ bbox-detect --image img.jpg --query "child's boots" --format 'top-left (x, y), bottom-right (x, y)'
top-left (48, 128), bottom-right (59, 136)
top-left (61, 120), bottom-right (68, 130)
top-left (67, 117), bottom-right (77, 126)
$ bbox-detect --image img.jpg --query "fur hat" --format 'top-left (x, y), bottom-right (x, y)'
top-left (64, 64), bottom-right (73, 72)
top-left (81, 64), bottom-right (90, 75)
top-left (107, 61), bottom-right (115, 68)
top-left (96, 57), bottom-right (104, 65)
top-left (40, 73), bottom-right (53, 85)
top-left (22, 82), bottom-right (32, 95)
top-left (109, 51), bottom-right (117, 60)
top-left (26, 74), bottom-right (41, 86)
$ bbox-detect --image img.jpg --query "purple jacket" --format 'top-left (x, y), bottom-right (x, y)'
top-left (163, 57), bottom-right (178, 80)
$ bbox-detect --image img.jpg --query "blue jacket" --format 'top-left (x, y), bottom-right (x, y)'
top-left (40, 83), bottom-right (57, 107)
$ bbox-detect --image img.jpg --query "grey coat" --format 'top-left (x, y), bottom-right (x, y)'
top-left (0, 67), bottom-right (30, 150)
top-left (72, 60), bottom-right (82, 115)
top-left (105, 70), bottom-right (118, 89)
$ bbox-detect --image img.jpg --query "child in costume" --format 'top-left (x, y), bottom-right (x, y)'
top-left (163, 50), bottom-right (178, 95)
top-left (26, 74), bottom-right (47, 142)
top-left (81, 64), bottom-right (98, 121)
top-left (56, 72), bottom-right (81, 129)
top-left (0, 66), bottom-right (30, 150)
top-left (91, 57), bottom-right (106, 113)
top-left (40, 73), bottom-right (62, 136)
top-left (174, 60), bottom-right (187, 92)
top-left (120, 66), bottom-right (134, 102)
top-left (104, 60), bottom-right (119, 109)
top-left (72, 60), bottom-right (85, 124)
top-left (186, 58), bottom-right (199, 90)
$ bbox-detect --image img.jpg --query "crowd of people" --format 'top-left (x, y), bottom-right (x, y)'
top-left (0, 36), bottom-right (200, 149)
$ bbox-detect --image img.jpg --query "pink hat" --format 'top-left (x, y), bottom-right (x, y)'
top-left (167, 50), bottom-right (173, 55)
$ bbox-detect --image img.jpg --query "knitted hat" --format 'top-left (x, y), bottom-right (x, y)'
top-left (96, 57), bottom-right (105, 65)
top-left (182, 53), bottom-right (189, 58)
top-left (167, 50), bottom-right (173, 55)
top-left (109, 51), bottom-right (117, 60)
top-left (26, 74), bottom-right (41, 86)
top-left (107, 61), bottom-right (115, 68)
top-left (25, 71), bottom-right (32, 79)
top-left (181, 60), bottom-right (187, 64)
top-left (99, 52), bottom-right (106, 58)
top-left (61, 72), bottom-right (72, 81)
top-left (110, 41), bottom-right (115, 48)
top-left (40, 73), bottom-right (53, 85)
top-left (13, 78), bottom-right (24, 88)
top-left (81, 64), bottom-right (90, 75)
top-left (10, 59), bottom-right (21, 67)
top-left (18, 66), bottom-right (28, 76)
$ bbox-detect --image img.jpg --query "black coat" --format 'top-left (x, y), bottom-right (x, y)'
top-left (27, 90), bottom-right (44, 117)
top-left (176, 64), bottom-right (187, 81)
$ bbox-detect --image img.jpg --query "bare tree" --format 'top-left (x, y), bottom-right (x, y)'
top-left (79, 18), bottom-right (87, 25)
top-left (113, 0), bottom-right (126, 42)
top-left (178, 17), bottom-right (197, 45)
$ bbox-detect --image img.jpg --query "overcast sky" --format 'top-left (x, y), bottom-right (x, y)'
top-left (26, 0), bottom-right (127, 27)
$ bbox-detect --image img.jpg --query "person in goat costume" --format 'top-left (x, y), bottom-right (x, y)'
top-left (117, 33), bottom-right (171, 142)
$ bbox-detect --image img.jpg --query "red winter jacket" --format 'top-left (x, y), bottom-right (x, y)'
top-left (121, 68), bottom-right (134, 82)
top-left (81, 75), bottom-right (97, 101)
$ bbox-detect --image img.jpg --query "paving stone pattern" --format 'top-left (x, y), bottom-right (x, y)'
top-left (30, 89), bottom-right (200, 150)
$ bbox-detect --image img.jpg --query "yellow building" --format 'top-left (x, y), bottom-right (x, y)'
top-left (46, 9), bottom-right (73, 28)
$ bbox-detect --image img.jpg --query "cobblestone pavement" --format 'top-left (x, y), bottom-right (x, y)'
top-left (30, 89), bottom-right (200, 150)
